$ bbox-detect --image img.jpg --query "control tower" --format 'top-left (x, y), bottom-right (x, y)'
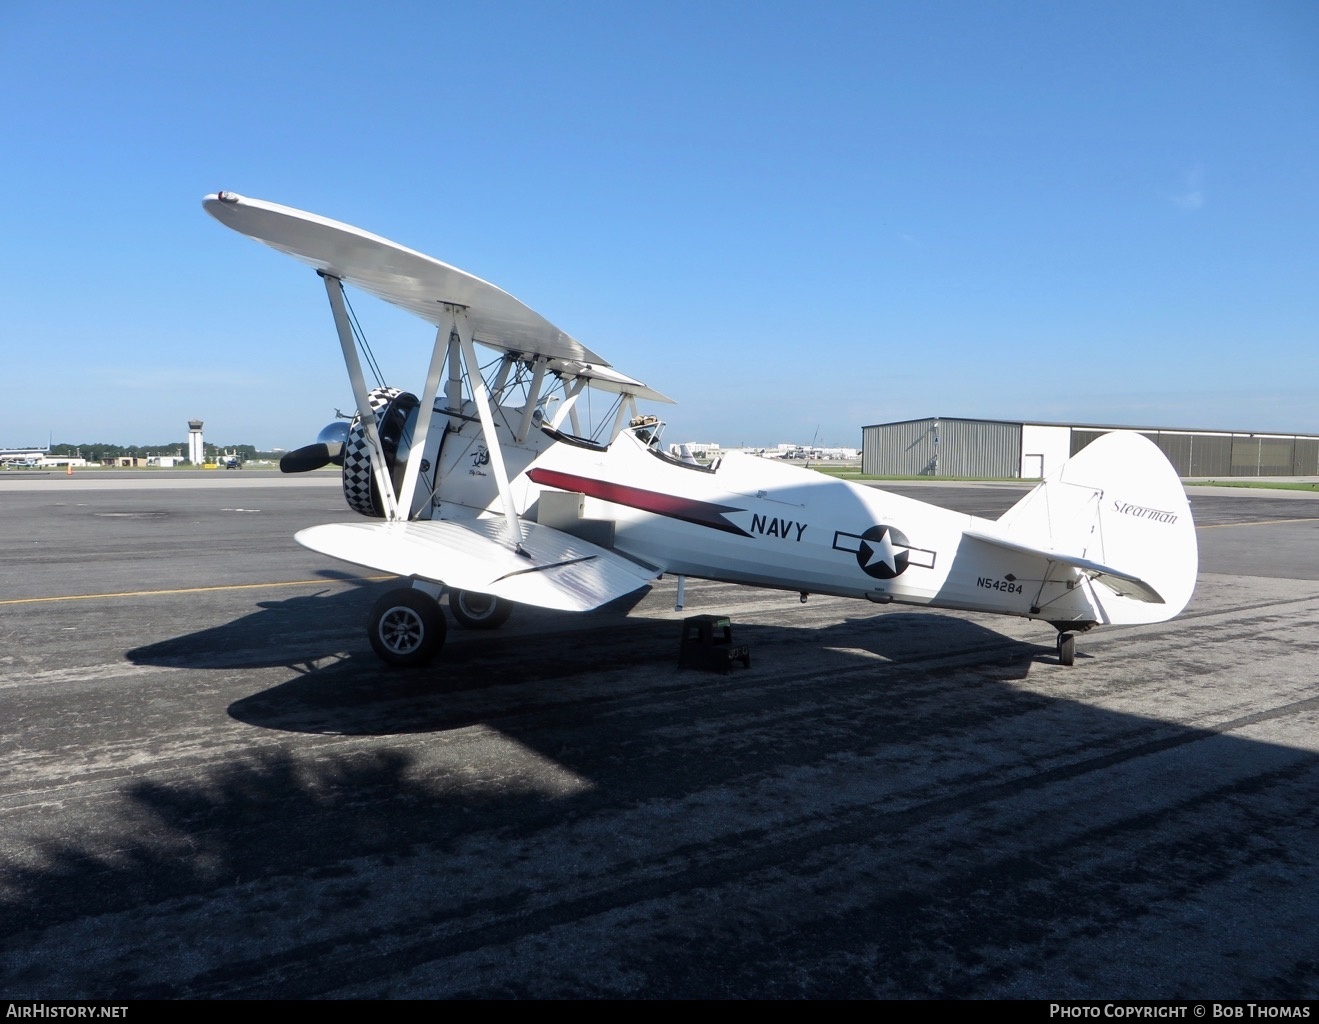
top-left (188, 420), bottom-right (204, 465)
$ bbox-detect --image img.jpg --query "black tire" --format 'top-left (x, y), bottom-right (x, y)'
top-left (368, 588), bottom-right (445, 667)
top-left (1057, 632), bottom-right (1076, 667)
top-left (450, 590), bottom-right (513, 630)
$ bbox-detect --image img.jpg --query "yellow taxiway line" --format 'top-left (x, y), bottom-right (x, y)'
top-left (1197, 518), bottom-right (1319, 530)
top-left (4, 518), bottom-right (1315, 606)
top-left (0, 575), bottom-right (396, 607)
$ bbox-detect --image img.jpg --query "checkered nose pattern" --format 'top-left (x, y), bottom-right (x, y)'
top-left (342, 387), bottom-right (404, 517)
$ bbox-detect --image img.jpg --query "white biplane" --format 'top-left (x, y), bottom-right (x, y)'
top-left (204, 192), bottom-right (1197, 668)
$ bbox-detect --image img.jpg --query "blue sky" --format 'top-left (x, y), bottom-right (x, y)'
top-left (1, 1), bottom-right (1315, 450)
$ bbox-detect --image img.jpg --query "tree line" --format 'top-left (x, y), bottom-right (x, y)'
top-left (48, 442), bottom-right (285, 462)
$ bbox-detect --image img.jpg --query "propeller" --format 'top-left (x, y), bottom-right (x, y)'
top-left (279, 421), bottom-right (350, 474)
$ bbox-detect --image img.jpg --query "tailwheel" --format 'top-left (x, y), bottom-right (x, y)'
top-left (1056, 632), bottom-right (1076, 667)
top-left (368, 588), bottom-right (446, 667)
top-left (450, 589), bottom-right (513, 630)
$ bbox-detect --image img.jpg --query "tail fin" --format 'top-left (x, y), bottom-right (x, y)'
top-left (994, 431), bottom-right (1197, 624)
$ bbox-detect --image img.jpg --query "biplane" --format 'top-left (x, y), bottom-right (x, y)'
top-left (204, 192), bottom-right (1198, 668)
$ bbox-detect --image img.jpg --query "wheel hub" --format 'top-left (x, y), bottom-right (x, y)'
top-left (460, 594), bottom-right (495, 618)
top-left (379, 606), bottom-right (425, 653)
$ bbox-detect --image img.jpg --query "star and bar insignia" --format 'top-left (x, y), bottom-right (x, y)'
top-left (832, 526), bottom-right (937, 580)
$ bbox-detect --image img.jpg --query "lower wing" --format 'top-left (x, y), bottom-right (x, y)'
top-left (296, 518), bottom-right (659, 612)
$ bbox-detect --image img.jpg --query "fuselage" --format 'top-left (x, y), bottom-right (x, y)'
top-left (517, 427), bottom-right (1098, 623)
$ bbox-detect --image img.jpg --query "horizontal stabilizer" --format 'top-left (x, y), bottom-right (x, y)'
top-left (295, 518), bottom-right (658, 612)
top-left (963, 528), bottom-right (1165, 604)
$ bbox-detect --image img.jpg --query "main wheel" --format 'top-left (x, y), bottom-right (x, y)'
top-left (1057, 632), bottom-right (1076, 667)
top-left (450, 590), bottom-right (513, 630)
top-left (368, 588), bottom-right (445, 666)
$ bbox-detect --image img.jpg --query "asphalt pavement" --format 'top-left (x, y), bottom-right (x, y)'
top-left (1, 471), bottom-right (1317, 998)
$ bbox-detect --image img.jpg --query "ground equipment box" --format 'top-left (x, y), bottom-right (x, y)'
top-left (678, 614), bottom-right (751, 673)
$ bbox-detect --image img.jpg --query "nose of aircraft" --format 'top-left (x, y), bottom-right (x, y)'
top-left (279, 421), bottom-right (349, 473)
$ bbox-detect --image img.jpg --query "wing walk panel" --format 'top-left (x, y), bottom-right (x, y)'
top-left (294, 518), bottom-right (658, 612)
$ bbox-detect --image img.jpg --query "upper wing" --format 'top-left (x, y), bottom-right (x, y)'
top-left (202, 192), bottom-right (670, 401)
top-left (295, 517), bottom-right (659, 612)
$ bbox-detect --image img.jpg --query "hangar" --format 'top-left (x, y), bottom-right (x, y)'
top-left (860, 417), bottom-right (1319, 480)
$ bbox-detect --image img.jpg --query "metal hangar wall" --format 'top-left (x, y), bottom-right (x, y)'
top-left (860, 417), bottom-right (1319, 479)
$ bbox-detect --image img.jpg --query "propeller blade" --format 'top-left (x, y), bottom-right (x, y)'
top-left (279, 442), bottom-right (344, 474)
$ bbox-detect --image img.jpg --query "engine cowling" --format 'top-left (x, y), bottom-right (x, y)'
top-left (342, 387), bottom-right (420, 517)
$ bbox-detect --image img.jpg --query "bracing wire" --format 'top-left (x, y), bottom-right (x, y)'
top-left (459, 357), bottom-right (514, 435)
top-left (342, 290), bottom-right (386, 388)
top-left (590, 394), bottom-right (623, 443)
top-left (481, 354), bottom-right (504, 402)
top-left (490, 360), bottom-right (518, 433)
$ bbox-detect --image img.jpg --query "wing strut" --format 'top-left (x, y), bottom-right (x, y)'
top-left (550, 378), bottom-right (586, 429)
top-left (322, 273), bottom-right (400, 521)
top-left (515, 357), bottom-right (547, 442)
top-left (610, 395), bottom-right (637, 440)
top-left (455, 311), bottom-right (527, 552)
top-left (490, 353), bottom-right (515, 396)
top-left (445, 330), bottom-right (464, 431)
top-left (396, 317), bottom-right (452, 520)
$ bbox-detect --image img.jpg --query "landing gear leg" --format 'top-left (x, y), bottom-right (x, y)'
top-left (1056, 631), bottom-right (1076, 667)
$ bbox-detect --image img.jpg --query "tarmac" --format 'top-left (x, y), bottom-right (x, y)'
top-left (1, 470), bottom-right (1317, 998)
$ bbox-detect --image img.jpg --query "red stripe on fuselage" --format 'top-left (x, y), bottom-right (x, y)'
top-left (528, 468), bottom-right (750, 537)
